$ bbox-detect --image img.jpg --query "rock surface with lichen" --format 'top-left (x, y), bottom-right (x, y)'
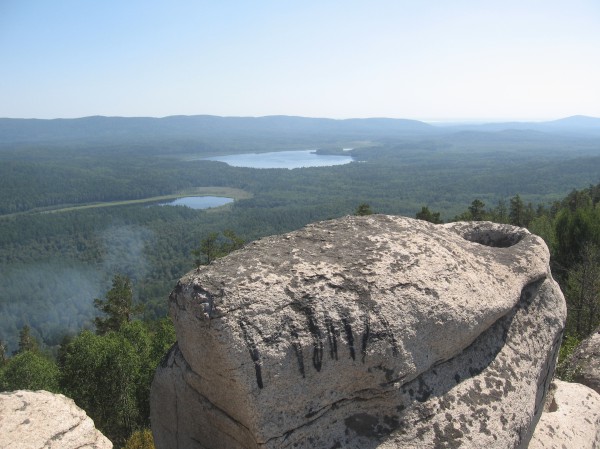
top-left (151, 215), bottom-right (566, 448)
top-left (528, 379), bottom-right (600, 449)
top-left (0, 389), bottom-right (112, 449)
top-left (568, 327), bottom-right (600, 395)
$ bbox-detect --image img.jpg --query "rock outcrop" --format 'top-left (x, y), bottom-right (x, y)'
top-left (151, 215), bottom-right (566, 449)
top-left (0, 389), bottom-right (112, 449)
top-left (569, 327), bottom-right (600, 394)
top-left (529, 379), bottom-right (600, 448)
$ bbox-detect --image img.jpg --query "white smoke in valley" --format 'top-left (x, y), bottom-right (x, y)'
top-left (0, 225), bottom-right (154, 353)
top-left (0, 263), bottom-right (104, 352)
top-left (100, 224), bottom-right (153, 280)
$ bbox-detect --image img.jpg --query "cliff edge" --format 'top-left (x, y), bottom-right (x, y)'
top-left (0, 389), bottom-right (112, 449)
top-left (151, 215), bottom-right (566, 448)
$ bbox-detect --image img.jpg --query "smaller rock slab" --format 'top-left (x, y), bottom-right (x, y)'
top-left (0, 390), bottom-right (112, 449)
top-left (570, 328), bottom-right (600, 394)
top-left (529, 379), bottom-right (600, 449)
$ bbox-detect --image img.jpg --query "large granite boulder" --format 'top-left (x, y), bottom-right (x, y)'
top-left (151, 215), bottom-right (566, 448)
top-left (0, 389), bottom-right (112, 449)
top-left (529, 379), bottom-right (600, 448)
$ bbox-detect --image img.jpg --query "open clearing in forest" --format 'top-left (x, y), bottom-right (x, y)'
top-left (1, 187), bottom-right (252, 218)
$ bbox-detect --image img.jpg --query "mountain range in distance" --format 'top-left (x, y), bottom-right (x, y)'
top-left (445, 115), bottom-right (600, 133)
top-left (0, 114), bottom-right (599, 144)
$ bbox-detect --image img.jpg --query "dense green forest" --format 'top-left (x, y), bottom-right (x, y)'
top-left (1, 116), bottom-right (600, 352)
top-left (1, 115), bottom-right (600, 447)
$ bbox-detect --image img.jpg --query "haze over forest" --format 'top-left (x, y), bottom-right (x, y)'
top-left (0, 113), bottom-right (599, 351)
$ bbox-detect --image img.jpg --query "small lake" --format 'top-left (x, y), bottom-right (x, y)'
top-left (159, 196), bottom-right (234, 209)
top-left (203, 150), bottom-right (354, 169)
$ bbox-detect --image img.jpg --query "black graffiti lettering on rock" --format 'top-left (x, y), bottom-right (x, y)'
top-left (298, 304), bottom-right (324, 372)
top-left (324, 315), bottom-right (339, 360)
top-left (361, 315), bottom-right (370, 363)
top-left (238, 319), bottom-right (264, 389)
top-left (237, 305), bottom-right (402, 386)
top-left (341, 317), bottom-right (356, 361)
top-left (290, 325), bottom-right (306, 378)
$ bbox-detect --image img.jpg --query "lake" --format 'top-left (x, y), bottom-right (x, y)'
top-left (159, 196), bottom-right (234, 209)
top-left (203, 149), bottom-right (354, 169)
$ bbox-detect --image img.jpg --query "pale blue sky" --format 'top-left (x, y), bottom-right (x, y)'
top-left (1, 0), bottom-right (599, 120)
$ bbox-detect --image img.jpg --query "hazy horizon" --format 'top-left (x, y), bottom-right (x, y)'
top-left (1, 1), bottom-right (599, 120)
top-left (1, 113), bottom-right (598, 124)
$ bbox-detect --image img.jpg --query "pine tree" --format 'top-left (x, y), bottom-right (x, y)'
top-left (94, 274), bottom-right (143, 335)
top-left (415, 206), bottom-right (443, 224)
top-left (192, 230), bottom-right (244, 269)
top-left (0, 339), bottom-right (7, 366)
top-left (468, 199), bottom-right (486, 221)
top-left (355, 203), bottom-right (373, 216)
top-left (17, 325), bottom-right (39, 354)
top-left (566, 243), bottom-right (600, 337)
top-left (509, 194), bottom-right (525, 226)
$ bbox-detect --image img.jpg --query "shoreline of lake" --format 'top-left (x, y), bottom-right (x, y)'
top-left (201, 149), bottom-right (354, 169)
top-left (158, 196), bottom-right (234, 209)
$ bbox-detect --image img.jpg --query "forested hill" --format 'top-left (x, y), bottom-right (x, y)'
top-left (0, 115), bottom-right (436, 145)
top-left (2, 115), bottom-right (599, 148)
top-left (447, 115), bottom-right (600, 135)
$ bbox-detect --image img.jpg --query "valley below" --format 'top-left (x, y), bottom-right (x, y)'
top-left (0, 115), bottom-right (599, 352)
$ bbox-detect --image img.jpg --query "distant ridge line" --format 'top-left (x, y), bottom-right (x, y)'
top-left (0, 114), bottom-right (599, 144)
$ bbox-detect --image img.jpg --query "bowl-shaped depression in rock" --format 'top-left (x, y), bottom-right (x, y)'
top-left (152, 215), bottom-right (564, 449)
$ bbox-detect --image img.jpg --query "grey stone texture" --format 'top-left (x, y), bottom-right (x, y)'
top-left (151, 215), bottom-right (566, 448)
top-left (569, 327), bottom-right (600, 394)
top-left (529, 379), bottom-right (600, 449)
top-left (0, 389), bottom-right (112, 449)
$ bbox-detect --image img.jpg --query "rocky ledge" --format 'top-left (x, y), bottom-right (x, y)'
top-left (568, 327), bottom-right (600, 394)
top-left (151, 215), bottom-right (566, 448)
top-left (0, 389), bottom-right (112, 449)
top-left (529, 379), bottom-right (600, 448)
